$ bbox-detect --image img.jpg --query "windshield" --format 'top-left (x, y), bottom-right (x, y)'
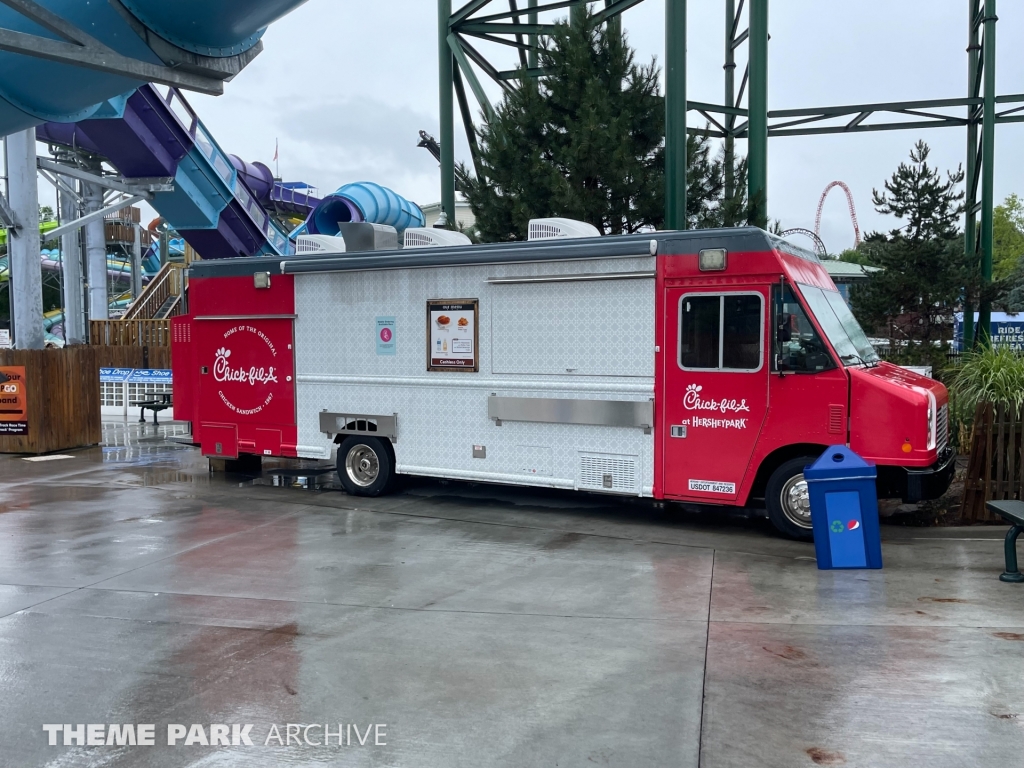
top-left (797, 284), bottom-right (880, 366)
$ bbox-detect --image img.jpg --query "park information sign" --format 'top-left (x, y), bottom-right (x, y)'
top-left (954, 312), bottom-right (1024, 351)
top-left (0, 366), bottom-right (28, 435)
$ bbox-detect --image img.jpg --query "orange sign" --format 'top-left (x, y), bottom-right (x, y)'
top-left (0, 366), bottom-right (28, 435)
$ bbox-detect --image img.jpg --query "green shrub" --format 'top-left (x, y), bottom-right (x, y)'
top-left (947, 346), bottom-right (1024, 451)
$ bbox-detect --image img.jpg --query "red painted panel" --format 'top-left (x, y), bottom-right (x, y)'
top-left (850, 363), bottom-right (944, 467)
top-left (188, 274), bottom-right (294, 317)
top-left (193, 317), bottom-right (297, 458)
top-left (202, 424), bottom-right (238, 459)
top-left (171, 316), bottom-right (196, 425)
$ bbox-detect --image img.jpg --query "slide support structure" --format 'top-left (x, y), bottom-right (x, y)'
top-left (59, 177), bottom-right (85, 345)
top-left (83, 171), bottom-right (108, 322)
top-left (7, 129), bottom-right (44, 349)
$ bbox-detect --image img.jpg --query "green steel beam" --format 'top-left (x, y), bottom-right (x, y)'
top-left (593, 0), bottom-right (647, 25)
top-left (747, 0), bottom-right (768, 227)
top-left (455, 0), bottom-right (578, 25)
top-left (605, 0), bottom-right (622, 39)
top-left (528, 0), bottom-right (538, 68)
top-left (724, 0), bottom-right (737, 201)
top-left (452, 0), bottom-right (496, 25)
top-left (439, 0), bottom-right (456, 226)
top-left (978, 0), bottom-right (997, 345)
top-left (449, 33), bottom-right (498, 121)
top-left (458, 21), bottom-right (555, 34)
top-left (665, 0), bottom-right (686, 229)
top-left (963, 0), bottom-right (982, 348)
top-left (452, 63), bottom-right (483, 181)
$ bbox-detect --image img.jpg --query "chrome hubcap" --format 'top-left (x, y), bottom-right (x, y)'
top-left (781, 473), bottom-right (812, 529)
top-left (345, 444), bottom-right (379, 487)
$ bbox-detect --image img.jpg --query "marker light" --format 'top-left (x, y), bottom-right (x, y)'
top-left (699, 248), bottom-right (727, 271)
top-left (902, 442), bottom-right (913, 453)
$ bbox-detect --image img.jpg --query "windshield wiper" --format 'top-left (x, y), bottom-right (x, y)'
top-left (841, 353), bottom-right (879, 368)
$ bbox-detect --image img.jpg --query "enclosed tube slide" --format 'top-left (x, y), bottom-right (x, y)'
top-left (0, 0), bottom-right (309, 137)
top-left (301, 182), bottom-right (425, 238)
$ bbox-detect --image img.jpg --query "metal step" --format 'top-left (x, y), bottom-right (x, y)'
top-left (152, 295), bottom-right (179, 320)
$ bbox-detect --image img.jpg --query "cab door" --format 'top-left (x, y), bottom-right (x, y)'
top-left (661, 288), bottom-right (769, 502)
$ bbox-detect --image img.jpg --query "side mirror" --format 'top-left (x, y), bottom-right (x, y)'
top-left (777, 313), bottom-right (792, 343)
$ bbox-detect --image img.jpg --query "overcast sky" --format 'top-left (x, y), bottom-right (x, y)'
top-left (56, 1), bottom-right (1024, 252)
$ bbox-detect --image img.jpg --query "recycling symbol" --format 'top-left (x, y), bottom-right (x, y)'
top-left (830, 520), bottom-right (845, 534)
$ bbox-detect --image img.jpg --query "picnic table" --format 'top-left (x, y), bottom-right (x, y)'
top-left (984, 500), bottom-right (1024, 583)
top-left (130, 392), bottom-right (173, 424)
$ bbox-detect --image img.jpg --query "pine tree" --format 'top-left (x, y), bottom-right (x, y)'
top-left (852, 141), bottom-right (967, 343)
top-left (871, 140), bottom-right (964, 242)
top-left (462, 9), bottom-right (748, 242)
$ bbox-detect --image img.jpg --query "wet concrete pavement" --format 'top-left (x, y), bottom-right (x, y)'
top-left (0, 421), bottom-right (1022, 767)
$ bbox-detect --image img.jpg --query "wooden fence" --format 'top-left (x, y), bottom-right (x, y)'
top-left (90, 319), bottom-right (171, 348)
top-left (0, 348), bottom-right (101, 454)
top-left (962, 401), bottom-right (1022, 522)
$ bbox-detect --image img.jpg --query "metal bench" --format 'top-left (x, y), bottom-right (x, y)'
top-left (130, 392), bottom-right (173, 424)
top-left (984, 500), bottom-right (1024, 583)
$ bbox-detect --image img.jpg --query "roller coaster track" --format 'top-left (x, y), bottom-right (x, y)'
top-left (779, 227), bottom-right (827, 257)
top-left (815, 181), bottom-right (861, 248)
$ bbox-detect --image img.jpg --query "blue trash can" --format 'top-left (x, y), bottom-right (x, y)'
top-left (805, 446), bottom-right (883, 570)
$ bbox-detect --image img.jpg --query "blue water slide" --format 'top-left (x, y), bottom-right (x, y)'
top-left (0, 0), bottom-right (309, 137)
top-left (305, 182), bottom-right (425, 237)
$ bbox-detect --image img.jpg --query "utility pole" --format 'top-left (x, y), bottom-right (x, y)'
top-left (747, 0), bottom-right (769, 228)
top-left (6, 129), bottom-right (44, 350)
top-left (665, 0), bottom-right (687, 230)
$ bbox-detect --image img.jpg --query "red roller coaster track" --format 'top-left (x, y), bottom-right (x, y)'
top-left (814, 181), bottom-right (861, 248)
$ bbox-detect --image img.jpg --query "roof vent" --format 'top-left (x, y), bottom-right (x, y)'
top-left (295, 235), bottom-right (346, 255)
top-left (338, 222), bottom-right (399, 252)
top-left (528, 218), bottom-right (601, 241)
top-left (404, 228), bottom-right (473, 249)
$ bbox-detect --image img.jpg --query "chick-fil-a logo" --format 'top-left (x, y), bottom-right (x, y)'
top-left (683, 383), bottom-right (750, 414)
top-left (215, 326), bottom-right (282, 416)
top-left (213, 348), bottom-right (278, 386)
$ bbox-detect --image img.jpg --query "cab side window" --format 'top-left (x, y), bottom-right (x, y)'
top-left (679, 293), bottom-right (763, 371)
top-left (773, 286), bottom-right (835, 373)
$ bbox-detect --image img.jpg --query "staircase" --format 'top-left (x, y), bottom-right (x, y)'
top-left (90, 262), bottom-right (186, 349)
top-left (123, 263), bottom-right (185, 321)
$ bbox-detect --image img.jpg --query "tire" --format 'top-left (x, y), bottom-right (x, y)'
top-left (336, 437), bottom-right (395, 497)
top-left (765, 456), bottom-right (816, 541)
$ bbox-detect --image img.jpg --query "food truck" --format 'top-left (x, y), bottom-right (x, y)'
top-left (172, 224), bottom-right (955, 539)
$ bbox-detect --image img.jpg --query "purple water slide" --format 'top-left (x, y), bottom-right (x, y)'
top-left (229, 155), bottom-right (320, 217)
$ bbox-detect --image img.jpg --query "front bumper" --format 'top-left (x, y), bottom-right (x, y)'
top-left (877, 448), bottom-right (957, 503)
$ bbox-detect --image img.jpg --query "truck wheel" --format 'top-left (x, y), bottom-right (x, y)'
top-left (765, 457), bottom-right (816, 541)
top-left (336, 437), bottom-right (394, 497)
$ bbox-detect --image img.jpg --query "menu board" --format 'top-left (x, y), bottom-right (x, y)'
top-left (427, 299), bottom-right (479, 372)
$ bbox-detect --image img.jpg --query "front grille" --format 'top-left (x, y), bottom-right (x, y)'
top-left (936, 404), bottom-right (949, 452)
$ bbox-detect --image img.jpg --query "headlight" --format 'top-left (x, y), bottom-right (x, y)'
top-left (926, 392), bottom-right (937, 451)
